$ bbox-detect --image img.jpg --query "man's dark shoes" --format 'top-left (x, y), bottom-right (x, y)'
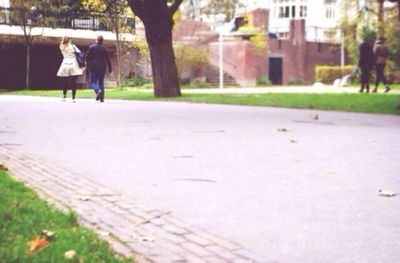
top-left (384, 87), bottom-right (391, 93)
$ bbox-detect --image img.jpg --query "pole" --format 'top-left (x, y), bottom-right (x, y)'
top-left (219, 30), bottom-right (224, 89)
top-left (340, 29), bottom-right (345, 67)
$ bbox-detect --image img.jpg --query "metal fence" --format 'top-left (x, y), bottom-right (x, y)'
top-left (0, 7), bottom-right (135, 33)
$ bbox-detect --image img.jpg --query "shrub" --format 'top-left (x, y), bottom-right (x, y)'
top-left (182, 80), bottom-right (210, 89)
top-left (388, 70), bottom-right (400, 84)
top-left (315, 65), bottom-right (355, 84)
top-left (256, 77), bottom-right (271, 86)
top-left (123, 77), bottom-right (152, 88)
top-left (287, 79), bottom-right (304, 86)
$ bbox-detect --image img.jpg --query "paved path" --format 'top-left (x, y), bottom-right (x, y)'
top-left (1, 95), bottom-right (400, 262)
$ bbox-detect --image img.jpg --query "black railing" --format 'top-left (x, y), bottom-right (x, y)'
top-left (0, 7), bottom-right (135, 33)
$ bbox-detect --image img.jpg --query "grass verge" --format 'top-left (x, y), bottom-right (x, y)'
top-left (0, 168), bottom-right (132, 263)
top-left (2, 88), bottom-right (400, 115)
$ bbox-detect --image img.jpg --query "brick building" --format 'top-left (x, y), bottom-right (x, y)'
top-left (207, 9), bottom-right (342, 85)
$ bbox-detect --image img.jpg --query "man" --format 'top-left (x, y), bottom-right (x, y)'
top-left (358, 39), bottom-right (375, 93)
top-left (372, 37), bottom-right (390, 93)
top-left (86, 35), bottom-right (112, 102)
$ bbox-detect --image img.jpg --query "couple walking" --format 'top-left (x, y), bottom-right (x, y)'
top-left (358, 36), bottom-right (391, 93)
top-left (56, 35), bottom-right (112, 102)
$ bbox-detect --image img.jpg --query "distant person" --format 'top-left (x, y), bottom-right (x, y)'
top-left (372, 37), bottom-right (390, 93)
top-left (358, 39), bottom-right (375, 93)
top-left (57, 36), bottom-right (84, 102)
top-left (86, 35), bottom-right (112, 102)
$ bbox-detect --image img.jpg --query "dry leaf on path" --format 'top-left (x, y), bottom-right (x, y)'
top-left (277, 128), bottom-right (292, 132)
top-left (76, 195), bottom-right (90, 201)
top-left (27, 236), bottom-right (49, 253)
top-left (310, 113), bottom-right (319, 120)
top-left (378, 189), bottom-right (396, 197)
top-left (290, 139), bottom-right (298, 143)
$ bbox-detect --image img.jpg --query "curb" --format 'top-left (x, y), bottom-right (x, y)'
top-left (0, 146), bottom-right (265, 262)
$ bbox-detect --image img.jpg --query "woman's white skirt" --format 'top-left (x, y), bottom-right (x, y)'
top-left (57, 58), bottom-right (84, 77)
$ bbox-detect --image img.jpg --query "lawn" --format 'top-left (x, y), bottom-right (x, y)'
top-left (0, 168), bottom-right (132, 263)
top-left (2, 88), bottom-right (400, 115)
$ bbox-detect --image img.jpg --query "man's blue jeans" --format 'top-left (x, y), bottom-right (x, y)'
top-left (90, 69), bottom-right (106, 101)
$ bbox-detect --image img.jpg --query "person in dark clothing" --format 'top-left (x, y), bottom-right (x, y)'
top-left (372, 37), bottom-right (390, 93)
top-left (86, 35), bottom-right (112, 102)
top-left (358, 39), bottom-right (375, 93)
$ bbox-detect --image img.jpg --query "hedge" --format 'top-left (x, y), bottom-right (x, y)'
top-left (315, 65), bottom-right (355, 84)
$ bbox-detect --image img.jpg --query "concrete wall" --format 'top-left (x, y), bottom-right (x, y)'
top-left (0, 39), bottom-right (142, 90)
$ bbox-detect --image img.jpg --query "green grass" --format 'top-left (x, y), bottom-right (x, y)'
top-left (0, 168), bottom-right (132, 263)
top-left (2, 88), bottom-right (400, 115)
top-left (176, 93), bottom-right (400, 115)
top-left (351, 83), bottom-right (400, 90)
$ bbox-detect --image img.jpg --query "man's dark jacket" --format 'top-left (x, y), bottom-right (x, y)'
top-left (86, 43), bottom-right (112, 73)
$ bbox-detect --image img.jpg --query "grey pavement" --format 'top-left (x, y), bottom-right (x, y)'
top-left (1, 95), bottom-right (400, 262)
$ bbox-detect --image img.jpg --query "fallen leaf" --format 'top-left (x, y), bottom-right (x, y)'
top-left (378, 189), bottom-right (396, 197)
top-left (290, 139), bottom-right (298, 143)
top-left (76, 195), bottom-right (90, 201)
top-left (64, 250), bottom-right (76, 259)
top-left (27, 236), bottom-right (49, 253)
top-left (98, 231), bottom-right (111, 238)
top-left (0, 163), bottom-right (8, 170)
top-left (2, 213), bottom-right (12, 221)
top-left (277, 128), bottom-right (292, 132)
top-left (310, 113), bottom-right (319, 120)
top-left (41, 229), bottom-right (55, 240)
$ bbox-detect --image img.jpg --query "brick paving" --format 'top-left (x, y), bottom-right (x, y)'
top-left (0, 146), bottom-right (264, 263)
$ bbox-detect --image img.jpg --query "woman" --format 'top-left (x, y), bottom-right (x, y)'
top-left (373, 37), bottom-right (390, 93)
top-left (57, 36), bottom-right (84, 102)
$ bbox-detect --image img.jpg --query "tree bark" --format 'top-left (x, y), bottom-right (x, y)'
top-left (148, 40), bottom-right (181, 97)
top-left (26, 44), bottom-right (31, 89)
top-left (378, 0), bottom-right (385, 36)
top-left (128, 0), bottom-right (183, 97)
top-left (115, 18), bottom-right (122, 89)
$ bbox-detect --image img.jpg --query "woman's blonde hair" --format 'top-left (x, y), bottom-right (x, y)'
top-left (60, 36), bottom-right (71, 50)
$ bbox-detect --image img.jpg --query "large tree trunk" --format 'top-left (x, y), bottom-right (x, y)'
top-left (144, 16), bottom-right (181, 97)
top-left (148, 39), bottom-right (181, 97)
top-left (128, 0), bottom-right (182, 98)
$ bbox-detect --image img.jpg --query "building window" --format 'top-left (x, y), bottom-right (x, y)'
top-left (292, 6), bottom-right (296, 18)
top-left (325, 7), bottom-right (335, 18)
top-left (279, 32), bottom-right (289, 39)
top-left (285, 6), bottom-right (290, 17)
top-left (279, 6), bottom-right (290, 18)
top-left (299, 6), bottom-right (307, 17)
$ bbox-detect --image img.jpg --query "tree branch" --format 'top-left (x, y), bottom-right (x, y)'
top-left (169, 0), bottom-right (185, 15)
top-left (127, 0), bottom-right (144, 20)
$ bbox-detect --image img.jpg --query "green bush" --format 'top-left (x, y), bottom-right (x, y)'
top-left (123, 77), bottom-right (152, 88)
top-left (315, 65), bottom-right (355, 84)
top-left (256, 77), bottom-right (271, 86)
top-left (141, 83), bottom-right (154, 89)
top-left (287, 79), bottom-right (304, 86)
top-left (182, 80), bottom-right (210, 89)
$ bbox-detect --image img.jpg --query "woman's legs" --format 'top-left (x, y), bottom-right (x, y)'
top-left (62, 77), bottom-right (68, 99)
top-left (70, 76), bottom-right (78, 99)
